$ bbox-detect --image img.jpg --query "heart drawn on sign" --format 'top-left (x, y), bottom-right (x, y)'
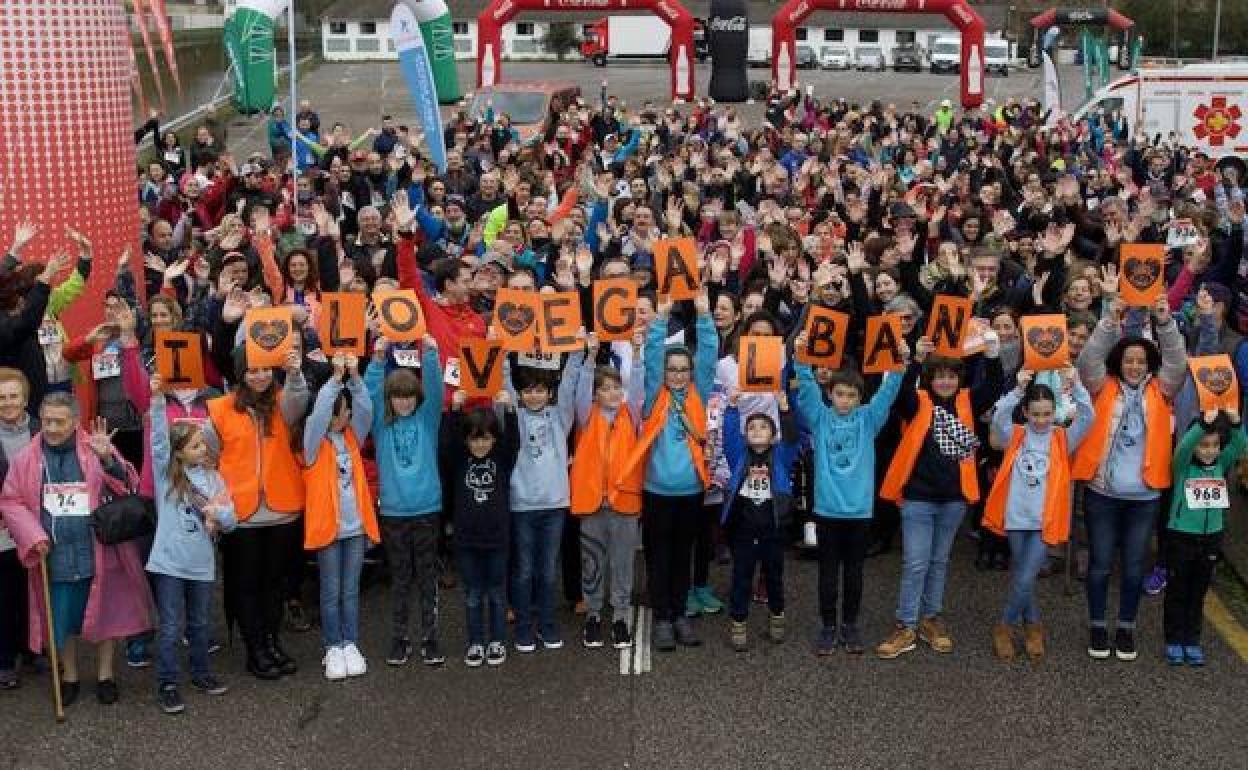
top-left (1025, 326), bottom-right (1065, 357)
top-left (497, 302), bottom-right (536, 336)
top-left (249, 319), bottom-right (290, 351)
top-left (1123, 257), bottom-right (1162, 291)
top-left (1196, 365), bottom-right (1234, 396)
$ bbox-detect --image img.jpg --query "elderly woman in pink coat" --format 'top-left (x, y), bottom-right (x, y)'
top-left (0, 392), bottom-right (151, 707)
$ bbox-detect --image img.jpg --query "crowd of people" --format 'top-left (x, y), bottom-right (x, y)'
top-left (2, 83), bottom-right (1246, 716)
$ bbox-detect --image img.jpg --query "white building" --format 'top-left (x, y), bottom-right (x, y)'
top-left (319, 0), bottom-right (1006, 64)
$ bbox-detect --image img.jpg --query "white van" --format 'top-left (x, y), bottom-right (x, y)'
top-left (984, 38), bottom-right (1010, 76)
top-left (929, 35), bottom-right (960, 74)
top-left (1072, 63), bottom-right (1248, 169)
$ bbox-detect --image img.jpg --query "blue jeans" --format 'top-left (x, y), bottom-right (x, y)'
top-left (317, 535), bottom-right (368, 649)
top-left (1003, 530), bottom-right (1048, 625)
top-left (1084, 490), bottom-right (1158, 627)
top-left (896, 500), bottom-right (966, 628)
top-left (458, 546), bottom-right (508, 646)
top-left (510, 508), bottom-right (566, 641)
top-left (153, 574), bottom-right (214, 687)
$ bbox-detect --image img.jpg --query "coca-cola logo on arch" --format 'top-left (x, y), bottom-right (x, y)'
top-left (709, 15), bottom-right (747, 32)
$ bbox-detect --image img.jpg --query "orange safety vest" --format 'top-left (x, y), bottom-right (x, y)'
top-left (207, 393), bottom-right (305, 521)
top-left (982, 426), bottom-right (1071, 545)
top-left (1070, 377), bottom-right (1172, 490)
top-left (880, 389), bottom-right (980, 504)
top-left (302, 428), bottom-right (380, 550)
top-left (569, 405), bottom-right (643, 515)
top-left (620, 385), bottom-right (710, 491)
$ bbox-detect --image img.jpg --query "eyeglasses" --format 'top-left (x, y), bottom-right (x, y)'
top-left (666, 366), bottom-right (692, 374)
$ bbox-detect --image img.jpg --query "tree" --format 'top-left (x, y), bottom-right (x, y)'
top-left (542, 22), bottom-right (580, 61)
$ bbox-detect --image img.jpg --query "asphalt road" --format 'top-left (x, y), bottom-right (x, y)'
top-left (219, 59), bottom-right (1087, 160)
top-left (3, 533), bottom-right (1245, 770)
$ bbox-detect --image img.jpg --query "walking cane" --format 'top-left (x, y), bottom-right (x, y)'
top-left (39, 555), bottom-right (65, 722)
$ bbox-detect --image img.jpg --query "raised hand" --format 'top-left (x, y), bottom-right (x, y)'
top-left (87, 416), bottom-right (118, 459)
top-left (11, 220), bottom-right (37, 255)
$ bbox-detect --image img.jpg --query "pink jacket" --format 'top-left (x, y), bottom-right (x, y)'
top-left (0, 432), bottom-right (152, 651)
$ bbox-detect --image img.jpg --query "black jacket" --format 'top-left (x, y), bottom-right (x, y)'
top-left (0, 281), bottom-right (51, 415)
top-left (444, 407), bottom-right (519, 550)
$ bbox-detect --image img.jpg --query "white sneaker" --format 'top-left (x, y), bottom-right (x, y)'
top-left (323, 646), bottom-right (347, 681)
top-left (464, 644), bottom-right (485, 668)
top-left (341, 643), bottom-right (367, 677)
top-left (804, 521), bottom-right (818, 548)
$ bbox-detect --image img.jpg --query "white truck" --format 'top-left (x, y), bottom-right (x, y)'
top-left (929, 35), bottom-right (960, 74)
top-left (748, 26), bottom-right (772, 68)
top-left (1072, 63), bottom-right (1248, 170)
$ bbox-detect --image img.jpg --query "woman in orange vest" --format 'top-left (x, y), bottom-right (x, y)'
top-left (1072, 295), bottom-right (1187, 662)
top-left (985, 369), bottom-right (1094, 662)
top-left (622, 290), bottom-right (717, 652)
top-left (875, 332), bottom-right (1004, 660)
top-left (206, 347), bottom-right (308, 681)
top-left (302, 353), bottom-right (377, 681)
top-left (569, 332), bottom-right (644, 650)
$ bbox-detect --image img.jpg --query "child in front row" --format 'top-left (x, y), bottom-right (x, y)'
top-left (147, 373), bottom-right (237, 715)
top-left (1163, 407), bottom-right (1246, 666)
top-left (721, 389), bottom-right (800, 651)
top-left (303, 353), bottom-right (377, 681)
top-left (446, 389), bottom-right (520, 667)
top-left (570, 332), bottom-right (645, 650)
top-left (366, 336), bottom-right (445, 668)
top-left (794, 338), bottom-right (906, 656)
top-left (986, 368), bottom-right (1093, 662)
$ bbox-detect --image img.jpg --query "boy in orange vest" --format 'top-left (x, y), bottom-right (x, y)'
top-left (986, 368), bottom-right (1093, 662)
top-left (570, 332), bottom-right (645, 649)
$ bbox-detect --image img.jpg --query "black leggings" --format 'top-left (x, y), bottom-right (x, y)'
top-left (643, 492), bottom-right (701, 623)
top-left (816, 519), bottom-right (869, 628)
top-left (0, 549), bottom-right (27, 670)
top-left (222, 519), bottom-right (302, 648)
top-left (692, 503), bottom-right (718, 587)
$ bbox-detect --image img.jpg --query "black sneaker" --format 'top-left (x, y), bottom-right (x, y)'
top-left (582, 616), bottom-right (604, 648)
top-left (191, 675), bottom-right (228, 696)
top-left (421, 639), bottom-right (446, 667)
top-left (386, 637), bottom-right (413, 667)
top-left (1114, 628), bottom-right (1138, 661)
top-left (1088, 626), bottom-right (1111, 659)
top-left (96, 679), bottom-right (119, 705)
top-left (158, 685), bottom-right (184, 715)
top-left (61, 680), bottom-right (80, 707)
top-left (611, 620), bottom-right (633, 649)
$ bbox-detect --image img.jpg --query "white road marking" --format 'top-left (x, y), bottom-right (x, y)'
top-left (640, 607), bottom-right (652, 674)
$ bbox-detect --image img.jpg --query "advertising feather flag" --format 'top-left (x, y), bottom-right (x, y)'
top-left (391, 2), bottom-right (447, 173)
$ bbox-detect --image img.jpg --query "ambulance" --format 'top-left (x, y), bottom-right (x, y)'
top-left (1072, 63), bottom-right (1248, 172)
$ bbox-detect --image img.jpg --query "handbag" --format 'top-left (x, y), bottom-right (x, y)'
top-left (91, 493), bottom-right (156, 545)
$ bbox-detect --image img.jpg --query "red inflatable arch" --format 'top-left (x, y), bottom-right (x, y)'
top-left (771, 0), bottom-right (986, 108)
top-left (477, 0), bottom-right (698, 101)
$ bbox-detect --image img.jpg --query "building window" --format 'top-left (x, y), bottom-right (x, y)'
top-left (358, 21), bottom-right (377, 35)
top-left (326, 38), bottom-right (350, 52)
top-left (515, 22), bottom-right (535, 37)
top-left (356, 38), bottom-right (380, 52)
top-left (455, 38), bottom-right (472, 53)
top-left (796, 28), bottom-right (808, 41)
top-left (859, 29), bottom-right (879, 43)
top-left (328, 21), bottom-right (347, 35)
top-left (452, 22), bottom-right (469, 36)
top-left (511, 39), bottom-right (538, 54)
top-left (824, 29), bottom-right (843, 42)
top-left (896, 29), bottom-right (916, 44)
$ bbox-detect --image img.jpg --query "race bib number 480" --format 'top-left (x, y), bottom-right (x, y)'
top-left (1184, 478), bottom-right (1229, 510)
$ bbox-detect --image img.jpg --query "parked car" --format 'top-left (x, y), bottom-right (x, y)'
top-left (796, 44), bottom-right (817, 70)
top-left (820, 45), bottom-right (852, 70)
top-left (892, 43), bottom-right (923, 72)
top-left (855, 46), bottom-right (885, 71)
top-left (466, 81), bottom-right (581, 144)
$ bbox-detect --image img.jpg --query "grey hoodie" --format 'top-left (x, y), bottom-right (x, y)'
top-left (507, 351), bottom-right (584, 512)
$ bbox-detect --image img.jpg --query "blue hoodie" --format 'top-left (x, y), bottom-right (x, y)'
top-left (795, 364), bottom-right (901, 519)
top-left (719, 404), bottom-right (799, 527)
top-left (365, 346), bottom-right (444, 517)
top-left (643, 310), bottom-right (717, 496)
